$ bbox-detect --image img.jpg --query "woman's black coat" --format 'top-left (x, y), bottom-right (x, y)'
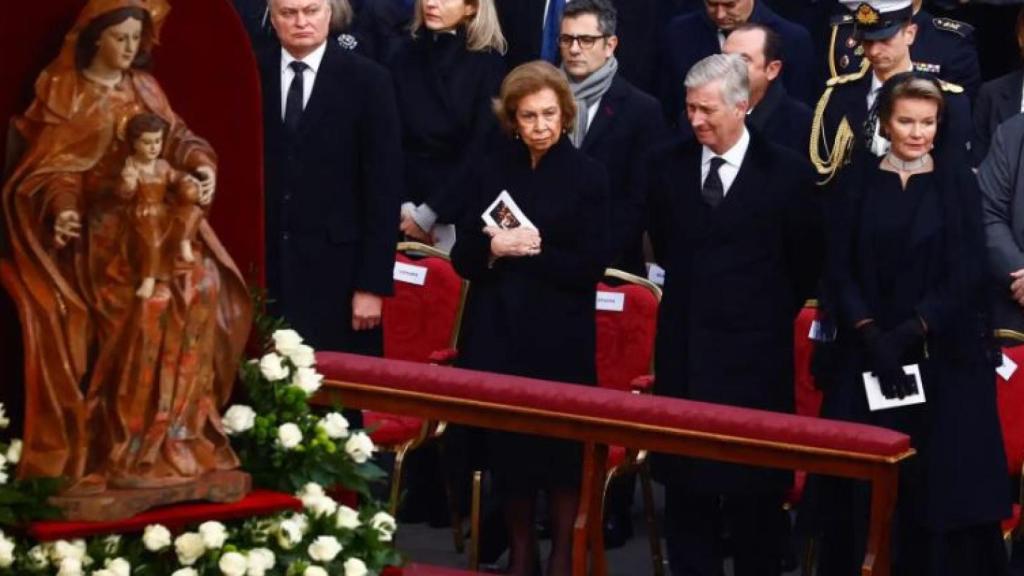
top-left (389, 30), bottom-right (506, 225)
top-left (451, 137), bottom-right (609, 386)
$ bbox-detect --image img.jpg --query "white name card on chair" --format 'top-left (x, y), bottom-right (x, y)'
top-left (998, 353), bottom-right (1018, 381)
top-left (394, 262), bottom-right (428, 286)
top-left (595, 291), bottom-right (625, 312)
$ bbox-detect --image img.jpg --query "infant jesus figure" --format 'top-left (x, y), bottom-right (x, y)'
top-left (117, 113), bottom-right (204, 299)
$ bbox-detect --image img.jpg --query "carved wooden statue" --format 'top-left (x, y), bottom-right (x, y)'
top-left (1, 0), bottom-right (253, 520)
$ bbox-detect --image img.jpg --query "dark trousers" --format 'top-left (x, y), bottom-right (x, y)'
top-left (664, 486), bottom-right (784, 576)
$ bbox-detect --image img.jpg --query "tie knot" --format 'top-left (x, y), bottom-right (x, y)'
top-left (289, 60), bottom-right (308, 74)
top-left (710, 157), bottom-right (726, 171)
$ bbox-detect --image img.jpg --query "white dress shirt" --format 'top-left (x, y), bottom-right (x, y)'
top-left (701, 127), bottom-right (750, 197)
top-left (866, 63), bottom-right (913, 156)
top-left (280, 42), bottom-right (328, 119)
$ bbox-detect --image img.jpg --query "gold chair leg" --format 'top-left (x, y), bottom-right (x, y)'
top-left (469, 470), bottom-right (482, 571)
top-left (442, 459), bottom-right (465, 554)
top-left (802, 535), bottom-right (818, 576)
top-left (639, 465), bottom-right (665, 576)
top-left (389, 444), bottom-right (411, 518)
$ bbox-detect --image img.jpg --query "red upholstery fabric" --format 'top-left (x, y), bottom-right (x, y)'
top-left (401, 564), bottom-right (486, 575)
top-left (316, 352), bottom-right (912, 457)
top-left (366, 410), bottom-right (425, 447)
top-left (606, 445), bottom-right (627, 471)
top-left (793, 306), bottom-right (823, 418)
top-left (28, 490), bottom-right (300, 541)
top-left (999, 345), bottom-right (1024, 475)
top-left (785, 471), bottom-right (808, 507)
top-left (1002, 503), bottom-right (1021, 537)
top-left (383, 252), bottom-right (464, 363)
top-left (595, 281), bottom-right (659, 392)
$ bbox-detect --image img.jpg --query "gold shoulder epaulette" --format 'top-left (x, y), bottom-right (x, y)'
top-left (826, 66), bottom-right (868, 87)
top-left (938, 79), bottom-right (964, 94)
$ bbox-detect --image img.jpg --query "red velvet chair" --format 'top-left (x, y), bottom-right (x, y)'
top-left (787, 301), bottom-right (824, 510)
top-left (373, 242), bottom-right (468, 548)
top-left (994, 329), bottom-right (1024, 540)
top-left (594, 269), bottom-right (663, 575)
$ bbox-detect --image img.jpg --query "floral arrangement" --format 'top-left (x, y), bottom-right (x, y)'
top-left (0, 328), bottom-right (403, 575)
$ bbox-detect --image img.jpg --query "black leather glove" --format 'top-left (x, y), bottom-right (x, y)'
top-left (860, 320), bottom-right (923, 400)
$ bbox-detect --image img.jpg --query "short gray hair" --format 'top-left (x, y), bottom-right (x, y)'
top-left (684, 53), bottom-right (750, 107)
top-left (267, 0), bottom-right (353, 32)
top-left (562, 0), bottom-right (618, 36)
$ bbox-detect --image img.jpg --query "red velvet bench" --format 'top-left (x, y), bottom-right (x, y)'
top-left (28, 490), bottom-right (301, 541)
top-left (315, 352), bottom-right (914, 576)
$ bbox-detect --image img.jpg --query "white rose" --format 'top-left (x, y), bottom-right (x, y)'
top-left (56, 557), bottom-right (82, 576)
top-left (5, 440), bottom-right (21, 465)
top-left (289, 512), bottom-right (310, 533)
top-left (199, 520), bottom-right (229, 549)
top-left (26, 545), bottom-right (47, 569)
top-left (259, 352), bottom-right (290, 381)
top-left (142, 524), bottom-right (172, 552)
top-left (307, 535), bottom-right (343, 563)
top-left (105, 557), bottom-right (130, 576)
top-left (172, 569), bottom-right (200, 576)
top-left (371, 511), bottom-right (397, 542)
top-left (276, 519), bottom-right (303, 550)
top-left (303, 495), bottom-right (338, 519)
top-left (272, 329), bottom-right (304, 356)
top-left (344, 432), bottom-right (375, 464)
top-left (174, 532), bottom-right (206, 566)
top-left (318, 412), bottom-right (349, 439)
top-left (218, 551), bottom-right (248, 576)
top-left (277, 423), bottom-right (303, 450)
top-left (222, 405), bottom-right (256, 435)
top-left (291, 367), bottom-right (323, 396)
top-left (51, 540), bottom-right (85, 563)
top-left (335, 505), bottom-right (361, 530)
top-left (288, 344), bottom-right (316, 368)
top-left (0, 532), bottom-right (14, 568)
top-left (304, 567), bottom-right (328, 576)
top-left (93, 570), bottom-right (114, 576)
top-left (344, 557), bottom-right (369, 576)
top-left (101, 535), bottom-right (121, 556)
top-left (247, 547), bottom-right (275, 572)
top-left (297, 482), bottom-right (325, 499)
top-left (0, 404), bottom-right (10, 429)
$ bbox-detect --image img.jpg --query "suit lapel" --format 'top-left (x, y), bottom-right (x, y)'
top-left (261, 48), bottom-right (284, 134)
top-left (998, 70), bottom-right (1024, 121)
top-left (581, 77), bottom-right (626, 151)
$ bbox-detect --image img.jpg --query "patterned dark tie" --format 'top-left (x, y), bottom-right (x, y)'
top-left (702, 157), bottom-right (727, 208)
top-left (284, 60), bottom-right (308, 135)
top-left (863, 89), bottom-right (880, 151)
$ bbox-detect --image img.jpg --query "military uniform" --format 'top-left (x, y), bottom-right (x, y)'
top-left (827, 9), bottom-right (980, 100)
top-left (810, 67), bottom-right (973, 183)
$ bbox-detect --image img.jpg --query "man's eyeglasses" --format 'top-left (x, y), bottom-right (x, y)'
top-left (557, 34), bottom-right (608, 49)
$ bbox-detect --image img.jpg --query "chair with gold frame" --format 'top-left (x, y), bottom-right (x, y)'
top-left (993, 329), bottom-right (1024, 541)
top-left (371, 241), bottom-right (469, 551)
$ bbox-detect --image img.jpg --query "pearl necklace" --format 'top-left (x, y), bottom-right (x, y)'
top-left (883, 152), bottom-right (931, 172)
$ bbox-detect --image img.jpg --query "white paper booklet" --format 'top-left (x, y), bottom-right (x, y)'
top-left (482, 190), bottom-right (535, 230)
top-left (862, 364), bottom-right (926, 412)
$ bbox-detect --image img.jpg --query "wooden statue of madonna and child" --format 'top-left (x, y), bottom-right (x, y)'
top-left (0, 0), bottom-right (254, 521)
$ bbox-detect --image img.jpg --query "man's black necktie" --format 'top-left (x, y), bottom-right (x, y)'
top-left (284, 61), bottom-right (308, 135)
top-left (702, 156), bottom-right (727, 208)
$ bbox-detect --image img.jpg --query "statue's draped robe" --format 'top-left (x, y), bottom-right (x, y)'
top-left (2, 0), bottom-right (251, 488)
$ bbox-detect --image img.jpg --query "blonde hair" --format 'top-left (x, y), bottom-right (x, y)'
top-left (493, 61), bottom-right (577, 136)
top-left (410, 0), bottom-right (508, 55)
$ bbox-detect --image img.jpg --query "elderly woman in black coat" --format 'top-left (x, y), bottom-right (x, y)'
top-left (451, 61), bottom-right (609, 576)
top-left (391, 0), bottom-right (507, 248)
top-left (819, 72), bottom-right (1011, 576)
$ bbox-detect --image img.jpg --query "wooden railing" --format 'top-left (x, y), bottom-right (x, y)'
top-left (314, 352), bottom-right (915, 576)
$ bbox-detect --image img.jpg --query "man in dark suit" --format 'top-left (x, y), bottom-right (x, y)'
top-left (657, 0), bottom-right (816, 124)
top-left (973, 8), bottom-right (1024, 164)
top-left (261, 0), bottom-right (401, 354)
top-left (828, 0), bottom-right (980, 101)
top-left (810, 0), bottom-right (973, 182)
top-left (560, 0), bottom-right (667, 276)
top-left (645, 53), bottom-right (821, 576)
top-left (496, 0), bottom-right (674, 93)
top-left (723, 23), bottom-right (812, 153)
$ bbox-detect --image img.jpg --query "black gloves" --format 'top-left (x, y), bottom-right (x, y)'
top-left (859, 319), bottom-right (924, 400)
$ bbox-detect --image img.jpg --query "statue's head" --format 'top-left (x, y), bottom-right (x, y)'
top-left (75, 6), bottom-right (154, 71)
